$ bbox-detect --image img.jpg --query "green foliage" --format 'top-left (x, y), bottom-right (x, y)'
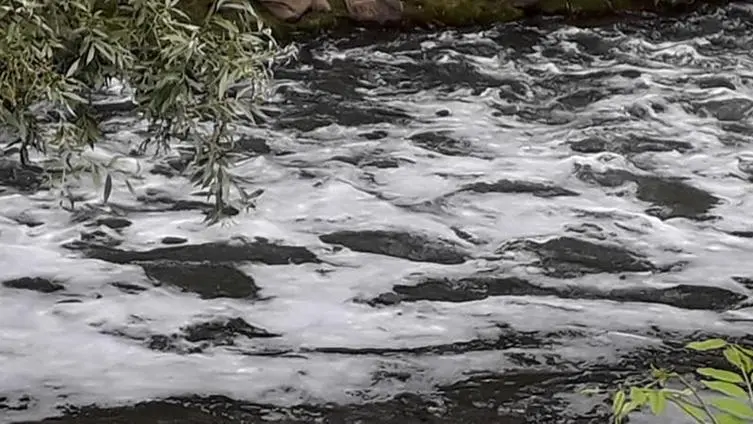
top-left (585, 339), bottom-right (753, 424)
top-left (0, 0), bottom-right (282, 222)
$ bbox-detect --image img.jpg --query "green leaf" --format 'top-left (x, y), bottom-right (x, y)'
top-left (735, 345), bottom-right (753, 358)
top-left (65, 58), bottom-right (81, 78)
top-left (724, 348), bottom-right (749, 374)
top-left (698, 368), bottom-right (745, 384)
top-left (730, 346), bottom-right (753, 374)
top-left (619, 400), bottom-right (642, 418)
top-left (701, 380), bottom-right (748, 399)
top-left (687, 339), bottom-right (728, 351)
top-left (629, 387), bottom-right (649, 405)
top-left (711, 397), bottom-right (753, 419)
top-left (649, 391), bottom-right (667, 415)
top-left (674, 400), bottom-right (710, 423)
top-left (612, 390), bottom-right (626, 414)
top-left (716, 412), bottom-right (747, 424)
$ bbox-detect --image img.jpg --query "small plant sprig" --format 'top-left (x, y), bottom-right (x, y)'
top-left (585, 339), bottom-right (753, 424)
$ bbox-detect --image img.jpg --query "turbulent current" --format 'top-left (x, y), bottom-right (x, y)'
top-left (2, 3), bottom-right (753, 423)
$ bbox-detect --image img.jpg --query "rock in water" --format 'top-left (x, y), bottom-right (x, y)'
top-left (142, 262), bottom-right (260, 300)
top-left (2, 277), bottom-right (65, 293)
top-left (319, 230), bottom-right (468, 264)
top-left (345, 0), bottom-right (403, 24)
top-left (259, 0), bottom-right (331, 22)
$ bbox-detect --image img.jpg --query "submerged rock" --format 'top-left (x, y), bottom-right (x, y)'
top-left (146, 317), bottom-right (280, 354)
top-left (0, 394), bottom-right (32, 412)
top-left (458, 179), bottom-right (579, 198)
top-left (500, 236), bottom-right (656, 277)
top-left (2, 277), bottom-right (65, 293)
top-left (568, 135), bottom-right (693, 154)
top-left (319, 230), bottom-right (468, 264)
top-left (390, 276), bottom-right (547, 303)
top-left (695, 98), bottom-right (753, 121)
top-left (607, 285), bottom-right (746, 311)
top-left (575, 165), bottom-right (719, 220)
top-left (131, 191), bottom-right (241, 217)
top-left (77, 229), bottom-right (123, 248)
top-left (371, 275), bottom-right (746, 311)
top-left (409, 131), bottom-right (475, 157)
top-left (330, 151), bottom-right (413, 169)
top-left (72, 239), bottom-right (320, 266)
top-left (110, 281), bottom-right (149, 294)
top-left (183, 317), bottom-right (280, 344)
top-left (92, 217), bottom-right (132, 230)
top-left (234, 136), bottom-right (272, 155)
top-left (142, 262), bottom-right (260, 299)
top-left (160, 236), bottom-right (188, 245)
top-left (0, 159), bottom-right (44, 193)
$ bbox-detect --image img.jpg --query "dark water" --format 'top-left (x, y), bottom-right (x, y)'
top-left (2, 3), bottom-right (753, 423)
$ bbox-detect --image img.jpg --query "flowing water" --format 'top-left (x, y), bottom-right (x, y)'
top-left (2, 3), bottom-right (753, 423)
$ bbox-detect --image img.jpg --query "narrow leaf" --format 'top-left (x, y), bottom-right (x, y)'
top-left (731, 346), bottom-right (753, 374)
top-left (698, 368), bottom-right (745, 384)
top-left (687, 339), bottom-right (728, 351)
top-left (629, 387), bottom-right (649, 405)
top-left (612, 390), bottom-right (626, 414)
top-left (724, 348), bottom-right (748, 374)
top-left (701, 380), bottom-right (748, 399)
top-left (103, 174), bottom-right (112, 204)
top-left (735, 345), bottom-right (753, 358)
top-left (649, 391), bottom-right (667, 415)
top-left (674, 400), bottom-right (710, 423)
top-left (125, 179), bottom-right (136, 195)
top-left (65, 58), bottom-right (81, 78)
top-left (619, 400), bottom-right (642, 417)
top-left (716, 412), bottom-right (747, 424)
top-left (711, 397), bottom-right (753, 419)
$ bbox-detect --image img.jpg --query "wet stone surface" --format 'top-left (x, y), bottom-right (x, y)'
top-left (2, 277), bottom-right (65, 294)
top-left (70, 239), bottom-right (320, 266)
top-left (319, 230), bottom-right (469, 264)
top-left (409, 131), bottom-right (479, 157)
top-left (568, 135), bottom-right (694, 154)
top-left (498, 236), bottom-right (657, 277)
top-left (90, 217), bottom-right (132, 230)
top-left (110, 281), bottom-right (149, 294)
top-left (0, 159), bottom-right (44, 193)
top-left (160, 236), bottom-right (188, 245)
top-left (574, 165), bottom-right (719, 220)
top-left (456, 179), bottom-right (579, 198)
top-left (145, 317), bottom-right (280, 354)
top-left (142, 262), bottom-right (260, 299)
top-left (371, 275), bottom-right (747, 311)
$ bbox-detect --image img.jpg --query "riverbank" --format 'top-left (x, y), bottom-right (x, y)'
top-left (242, 0), bottom-right (732, 39)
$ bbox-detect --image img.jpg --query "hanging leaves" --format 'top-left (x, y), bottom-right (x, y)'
top-left (0, 0), bottom-right (282, 219)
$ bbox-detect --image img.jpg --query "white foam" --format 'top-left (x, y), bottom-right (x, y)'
top-left (2, 6), bottom-right (753, 421)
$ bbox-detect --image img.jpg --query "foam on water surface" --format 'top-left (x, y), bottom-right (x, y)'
top-left (1, 3), bottom-right (753, 422)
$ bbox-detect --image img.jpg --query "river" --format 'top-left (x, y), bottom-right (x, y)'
top-left (1, 2), bottom-right (752, 423)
